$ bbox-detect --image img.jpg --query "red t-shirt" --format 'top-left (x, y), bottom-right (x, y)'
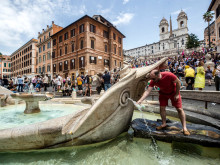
top-left (149, 72), bottom-right (177, 95)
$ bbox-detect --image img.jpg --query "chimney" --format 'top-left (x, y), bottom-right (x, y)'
top-left (47, 25), bottom-right (49, 30)
top-left (42, 29), bottom-right (44, 33)
top-left (52, 21), bottom-right (54, 25)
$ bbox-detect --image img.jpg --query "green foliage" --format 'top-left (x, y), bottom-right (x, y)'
top-left (186, 33), bottom-right (200, 49)
top-left (203, 11), bottom-right (214, 23)
top-left (0, 52), bottom-right (2, 56)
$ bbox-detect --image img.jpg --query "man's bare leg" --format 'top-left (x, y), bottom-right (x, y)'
top-left (176, 108), bottom-right (190, 135)
top-left (156, 106), bottom-right (167, 130)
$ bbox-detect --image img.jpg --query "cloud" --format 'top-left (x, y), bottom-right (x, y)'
top-left (112, 13), bottom-right (134, 25)
top-left (0, 0), bottom-right (86, 54)
top-left (97, 4), bottom-right (112, 15)
top-left (123, 0), bottom-right (129, 5)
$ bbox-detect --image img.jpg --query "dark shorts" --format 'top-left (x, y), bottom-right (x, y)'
top-left (78, 85), bottom-right (82, 90)
top-left (159, 93), bottom-right (182, 108)
top-left (185, 77), bottom-right (194, 84)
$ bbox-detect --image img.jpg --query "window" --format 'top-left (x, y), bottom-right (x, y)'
top-left (90, 56), bottom-right (97, 64)
top-left (47, 65), bottom-right (50, 72)
top-left (52, 51), bottom-right (55, 58)
top-left (64, 60), bottom-right (68, 70)
top-left (105, 44), bottom-right (108, 52)
top-left (90, 24), bottom-right (96, 33)
top-left (59, 36), bottom-right (62, 43)
top-left (60, 49), bottom-right (62, 56)
top-left (44, 36), bottom-right (45, 41)
top-left (114, 46), bottom-right (116, 54)
top-left (79, 24), bottom-right (84, 33)
top-left (39, 47), bottom-right (42, 53)
top-left (53, 64), bottom-right (56, 73)
top-left (39, 67), bottom-right (41, 73)
top-left (115, 60), bottom-right (117, 66)
top-left (182, 39), bottom-right (184, 45)
top-left (40, 38), bottom-right (41, 43)
top-left (162, 27), bottom-right (165, 33)
top-left (43, 45), bottom-right (45, 51)
top-left (118, 37), bottom-right (121, 44)
top-left (79, 56), bottom-right (85, 68)
top-left (118, 48), bottom-right (121, 56)
top-left (42, 66), bottom-right (45, 73)
top-left (65, 45), bottom-right (68, 54)
top-left (53, 39), bottom-right (56, 46)
top-left (43, 54), bottom-right (46, 62)
top-left (212, 39), bottom-right (215, 41)
top-left (219, 27), bottom-right (220, 38)
top-left (71, 29), bottom-right (75, 37)
top-left (91, 40), bottom-right (94, 49)
top-left (39, 56), bottom-right (41, 63)
top-left (47, 42), bottom-right (51, 49)
top-left (59, 62), bottom-right (62, 71)
top-left (49, 32), bottom-right (51, 37)
top-left (47, 52), bottom-right (51, 60)
top-left (8, 63), bottom-right (11, 67)
top-left (216, 4), bottom-right (220, 18)
top-left (80, 40), bottom-right (84, 49)
top-left (70, 59), bottom-right (75, 69)
top-left (72, 43), bottom-right (75, 52)
top-left (64, 32), bottom-right (68, 40)
top-left (113, 33), bottom-right (116, 40)
top-left (103, 30), bottom-right (109, 38)
top-left (180, 21), bottom-right (184, 27)
top-left (4, 63), bottom-right (6, 67)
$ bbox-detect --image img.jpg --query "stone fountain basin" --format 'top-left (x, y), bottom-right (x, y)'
top-left (11, 93), bottom-right (46, 101)
top-left (10, 93), bottom-right (47, 114)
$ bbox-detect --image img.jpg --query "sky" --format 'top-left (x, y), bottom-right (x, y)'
top-left (0, 0), bottom-right (212, 55)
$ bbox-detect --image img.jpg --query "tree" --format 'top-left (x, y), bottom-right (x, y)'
top-left (186, 33), bottom-right (200, 49)
top-left (0, 52), bottom-right (2, 56)
top-left (203, 11), bottom-right (214, 48)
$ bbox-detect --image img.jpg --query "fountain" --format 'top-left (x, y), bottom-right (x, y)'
top-left (0, 57), bottom-right (220, 164)
top-left (10, 93), bottom-right (47, 114)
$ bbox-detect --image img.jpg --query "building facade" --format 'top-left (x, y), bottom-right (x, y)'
top-left (36, 21), bottom-right (63, 79)
top-left (0, 55), bottom-right (11, 79)
top-left (11, 39), bottom-right (38, 78)
top-left (208, 0), bottom-right (220, 52)
top-left (124, 10), bottom-right (188, 58)
top-left (204, 21), bottom-right (216, 47)
top-left (51, 15), bottom-right (125, 80)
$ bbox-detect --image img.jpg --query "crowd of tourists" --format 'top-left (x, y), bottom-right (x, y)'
top-left (129, 51), bottom-right (220, 91)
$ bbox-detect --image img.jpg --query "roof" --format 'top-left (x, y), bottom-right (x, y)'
top-left (208, 0), bottom-right (216, 12)
top-left (51, 15), bottom-right (125, 38)
top-left (11, 38), bottom-right (38, 56)
top-left (160, 17), bottom-right (168, 24)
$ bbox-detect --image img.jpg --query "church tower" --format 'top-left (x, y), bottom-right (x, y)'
top-left (159, 17), bottom-right (169, 40)
top-left (177, 10), bottom-right (188, 29)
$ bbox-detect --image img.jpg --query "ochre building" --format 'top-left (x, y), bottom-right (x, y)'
top-left (51, 15), bottom-right (125, 80)
top-left (36, 21), bottom-right (63, 79)
top-left (0, 55), bottom-right (11, 79)
top-left (11, 39), bottom-right (38, 78)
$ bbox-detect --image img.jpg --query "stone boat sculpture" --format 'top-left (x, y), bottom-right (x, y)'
top-left (0, 58), bottom-right (168, 151)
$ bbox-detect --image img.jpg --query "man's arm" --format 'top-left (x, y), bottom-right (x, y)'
top-left (137, 86), bottom-right (153, 104)
top-left (173, 78), bottom-right (181, 101)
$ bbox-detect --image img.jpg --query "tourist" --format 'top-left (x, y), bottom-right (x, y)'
top-left (32, 76), bottom-right (37, 87)
top-left (35, 80), bottom-right (41, 92)
top-left (8, 78), bottom-right (14, 90)
top-left (137, 70), bottom-right (190, 136)
top-left (62, 82), bottom-right (71, 96)
top-left (194, 61), bottom-right (205, 90)
top-left (23, 77), bottom-right (29, 92)
top-left (96, 73), bottom-right (103, 94)
top-left (84, 75), bottom-right (92, 96)
top-left (205, 66), bottom-right (213, 86)
top-left (215, 63), bottom-right (220, 91)
top-left (2, 75), bottom-right (9, 88)
top-left (184, 65), bottom-right (195, 90)
top-left (102, 70), bottom-right (111, 91)
top-left (77, 75), bottom-right (83, 96)
top-left (43, 74), bottom-right (49, 91)
top-left (52, 76), bottom-right (57, 92)
top-left (17, 75), bottom-right (24, 92)
top-left (57, 77), bottom-right (62, 92)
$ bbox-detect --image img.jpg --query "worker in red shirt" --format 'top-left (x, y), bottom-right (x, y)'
top-left (137, 70), bottom-right (190, 136)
